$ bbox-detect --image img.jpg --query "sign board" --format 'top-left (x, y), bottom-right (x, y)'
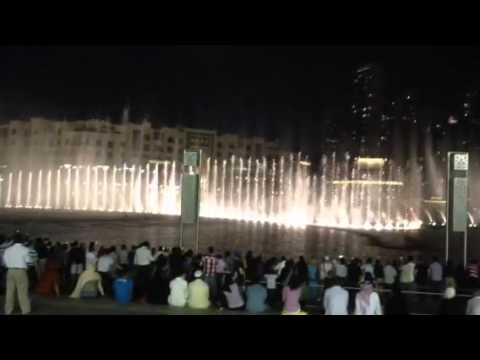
top-left (446, 152), bottom-right (468, 266)
top-left (180, 174), bottom-right (200, 224)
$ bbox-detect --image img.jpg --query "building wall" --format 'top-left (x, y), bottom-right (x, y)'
top-left (0, 117), bottom-right (285, 170)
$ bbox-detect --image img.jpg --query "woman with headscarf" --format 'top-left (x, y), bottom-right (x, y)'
top-left (354, 279), bottom-right (383, 315)
top-left (70, 263), bottom-right (105, 299)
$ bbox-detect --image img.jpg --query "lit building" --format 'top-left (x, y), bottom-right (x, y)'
top-left (0, 116), bottom-right (285, 170)
top-left (352, 64), bottom-right (388, 157)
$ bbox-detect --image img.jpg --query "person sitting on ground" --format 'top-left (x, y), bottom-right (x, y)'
top-left (221, 273), bottom-right (245, 310)
top-left (35, 255), bottom-right (61, 297)
top-left (168, 270), bottom-right (189, 308)
top-left (438, 277), bottom-right (464, 315)
top-left (70, 263), bottom-right (105, 299)
top-left (385, 280), bottom-right (409, 315)
top-left (354, 278), bottom-right (383, 315)
top-left (188, 270), bottom-right (210, 310)
top-left (466, 289), bottom-right (480, 315)
top-left (246, 276), bottom-right (268, 314)
top-left (113, 268), bottom-right (134, 305)
top-left (323, 277), bottom-right (349, 315)
top-left (146, 256), bottom-right (170, 305)
top-left (282, 272), bottom-right (307, 315)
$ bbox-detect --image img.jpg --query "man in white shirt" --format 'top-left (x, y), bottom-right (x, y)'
top-left (335, 258), bottom-right (348, 279)
top-left (97, 249), bottom-right (115, 296)
top-left (361, 258), bottom-right (375, 279)
top-left (168, 273), bottom-right (189, 307)
top-left (134, 242), bottom-right (154, 300)
top-left (466, 290), bottom-right (480, 315)
top-left (400, 256), bottom-right (416, 289)
top-left (134, 242), bottom-right (154, 266)
top-left (319, 256), bottom-right (334, 280)
top-left (383, 261), bottom-right (398, 288)
top-left (323, 278), bottom-right (349, 315)
top-left (3, 235), bottom-right (31, 315)
top-left (428, 257), bottom-right (443, 290)
top-left (118, 244), bottom-right (129, 268)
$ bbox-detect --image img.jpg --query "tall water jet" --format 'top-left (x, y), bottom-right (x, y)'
top-left (55, 169), bottom-right (61, 209)
top-left (15, 170), bottom-right (22, 208)
top-left (45, 170), bottom-right (52, 209)
top-left (5, 172), bottom-right (12, 208)
top-left (35, 170), bottom-right (42, 209)
top-left (26, 171), bottom-right (33, 208)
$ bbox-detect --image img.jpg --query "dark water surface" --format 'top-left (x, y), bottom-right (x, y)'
top-left (1, 209), bottom-right (478, 261)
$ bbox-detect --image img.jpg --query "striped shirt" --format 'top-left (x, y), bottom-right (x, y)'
top-left (201, 255), bottom-right (217, 277)
top-left (468, 264), bottom-right (478, 279)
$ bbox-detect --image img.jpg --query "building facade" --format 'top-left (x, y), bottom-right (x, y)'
top-left (0, 117), bottom-right (285, 170)
top-left (351, 63), bottom-right (388, 157)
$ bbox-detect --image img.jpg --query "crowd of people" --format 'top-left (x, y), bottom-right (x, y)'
top-left (2, 231), bottom-right (480, 315)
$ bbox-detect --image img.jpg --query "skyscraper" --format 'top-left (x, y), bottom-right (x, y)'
top-left (351, 64), bottom-right (387, 157)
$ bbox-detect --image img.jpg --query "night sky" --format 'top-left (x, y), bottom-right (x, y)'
top-left (1, 45), bottom-right (480, 152)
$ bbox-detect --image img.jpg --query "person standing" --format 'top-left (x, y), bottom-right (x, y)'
top-left (428, 256), bottom-right (443, 291)
top-left (86, 242), bottom-right (97, 268)
top-left (118, 244), bottom-right (129, 270)
top-left (97, 248), bottom-right (115, 297)
top-left (383, 261), bottom-right (398, 289)
top-left (361, 258), bottom-right (375, 280)
top-left (3, 235), bottom-right (31, 315)
top-left (133, 241), bottom-right (154, 301)
top-left (200, 247), bottom-right (217, 303)
top-left (400, 256), bottom-right (416, 290)
top-left (335, 257), bottom-right (348, 280)
top-left (323, 277), bottom-right (349, 315)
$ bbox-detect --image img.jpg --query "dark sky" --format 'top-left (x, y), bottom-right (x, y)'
top-left (1, 45), bottom-right (480, 149)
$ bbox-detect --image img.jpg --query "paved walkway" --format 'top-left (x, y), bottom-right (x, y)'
top-left (0, 295), bottom-right (281, 315)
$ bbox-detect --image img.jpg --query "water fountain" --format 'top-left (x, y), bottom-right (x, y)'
top-left (0, 153), bottom-right (430, 231)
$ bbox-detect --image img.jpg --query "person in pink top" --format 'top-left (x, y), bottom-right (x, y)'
top-left (281, 272), bottom-right (307, 315)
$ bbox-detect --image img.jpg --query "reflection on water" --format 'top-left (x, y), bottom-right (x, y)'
top-left (0, 209), bottom-right (427, 260)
